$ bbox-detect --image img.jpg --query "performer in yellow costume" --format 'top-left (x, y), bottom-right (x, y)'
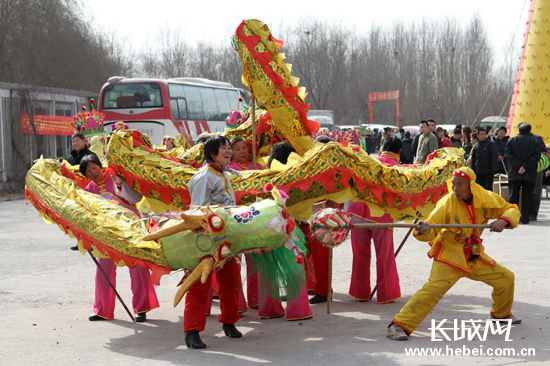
top-left (387, 167), bottom-right (521, 340)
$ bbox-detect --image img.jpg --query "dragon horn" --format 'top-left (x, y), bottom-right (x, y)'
top-left (173, 257), bottom-right (214, 307)
top-left (141, 213), bottom-right (205, 241)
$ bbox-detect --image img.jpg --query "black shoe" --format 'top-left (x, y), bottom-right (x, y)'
top-left (70, 245), bottom-right (78, 251)
top-left (185, 330), bottom-right (206, 349)
top-left (135, 312), bottom-right (147, 322)
top-left (529, 214), bottom-right (537, 222)
top-left (222, 323), bottom-right (242, 338)
top-left (309, 294), bottom-right (328, 304)
top-left (520, 220), bottom-right (529, 225)
top-left (89, 315), bottom-right (106, 321)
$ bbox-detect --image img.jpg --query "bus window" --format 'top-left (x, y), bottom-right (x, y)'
top-left (168, 84), bottom-right (189, 120)
top-left (215, 89), bottom-right (232, 121)
top-left (170, 98), bottom-right (188, 120)
top-left (102, 82), bottom-right (162, 109)
top-left (183, 85), bottom-right (204, 120)
top-left (200, 87), bottom-right (218, 120)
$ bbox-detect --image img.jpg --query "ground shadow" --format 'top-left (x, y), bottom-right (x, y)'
top-left (104, 293), bottom-right (549, 365)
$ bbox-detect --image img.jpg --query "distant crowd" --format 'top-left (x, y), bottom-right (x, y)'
top-left (359, 119), bottom-right (549, 224)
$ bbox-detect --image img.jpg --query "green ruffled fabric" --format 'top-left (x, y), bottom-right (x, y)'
top-left (247, 225), bottom-right (307, 303)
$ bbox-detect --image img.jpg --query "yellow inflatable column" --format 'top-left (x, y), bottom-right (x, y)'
top-left (508, 0), bottom-right (550, 146)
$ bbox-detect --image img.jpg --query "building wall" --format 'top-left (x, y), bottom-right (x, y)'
top-left (0, 83), bottom-right (95, 193)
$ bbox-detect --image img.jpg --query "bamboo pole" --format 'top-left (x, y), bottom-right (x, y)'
top-left (327, 247), bottom-right (333, 314)
top-left (250, 97), bottom-right (257, 170)
top-left (87, 250), bottom-right (135, 322)
top-left (352, 222), bottom-right (510, 229)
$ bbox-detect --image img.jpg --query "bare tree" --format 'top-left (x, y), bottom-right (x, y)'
top-left (287, 20), bottom-right (351, 112)
top-left (0, 6), bottom-right (514, 128)
top-left (0, 0), bottom-right (133, 91)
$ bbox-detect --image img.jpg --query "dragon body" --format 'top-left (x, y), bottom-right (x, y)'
top-left (26, 19), bottom-right (465, 297)
top-left (26, 158), bottom-right (299, 287)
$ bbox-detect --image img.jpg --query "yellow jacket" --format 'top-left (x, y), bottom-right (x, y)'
top-left (414, 180), bottom-right (520, 273)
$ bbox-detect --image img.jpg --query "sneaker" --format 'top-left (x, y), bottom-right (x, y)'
top-left (387, 323), bottom-right (408, 341)
top-left (490, 314), bottom-right (522, 324)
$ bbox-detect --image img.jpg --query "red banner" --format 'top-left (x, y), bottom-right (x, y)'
top-left (367, 91), bottom-right (400, 126)
top-left (367, 91), bottom-right (400, 102)
top-left (20, 114), bottom-right (75, 136)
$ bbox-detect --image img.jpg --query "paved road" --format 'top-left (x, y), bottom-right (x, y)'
top-left (1, 196), bottom-right (549, 365)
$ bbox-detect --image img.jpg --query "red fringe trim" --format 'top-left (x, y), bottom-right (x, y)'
top-left (275, 166), bottom-right (448, 210)
top-left (108, 163), bottom-right (190, 207)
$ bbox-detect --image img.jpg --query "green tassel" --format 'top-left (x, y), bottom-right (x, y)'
top-left (247, 225), bottom-right (308, 303)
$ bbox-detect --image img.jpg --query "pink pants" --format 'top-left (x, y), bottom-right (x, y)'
top-left (349, 225), bottom-right (401, 303)
top-left (257, 264), bottom-right (312, 320)
top-left (93, 258), bottom-right (159, 319)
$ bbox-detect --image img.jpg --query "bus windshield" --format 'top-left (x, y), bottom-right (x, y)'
top-left (101, 82), bottom-right (163, 109)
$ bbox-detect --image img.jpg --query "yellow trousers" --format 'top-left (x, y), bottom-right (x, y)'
top-left (393, 258), bottom-right (515, 334)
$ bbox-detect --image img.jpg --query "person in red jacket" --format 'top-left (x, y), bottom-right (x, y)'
top-left (436, 127), bottom-right (452, 148)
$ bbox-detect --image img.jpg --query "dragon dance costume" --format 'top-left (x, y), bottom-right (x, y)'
top-left (227, 160), bottom-right (263, 309)
top-left (391, 167), bottom-right (521, 335)
top-left (227, 159), bottom-right (312, 321)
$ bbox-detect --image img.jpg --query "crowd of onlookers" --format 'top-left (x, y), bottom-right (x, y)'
top-left (359, 120), bottom-right (549, 224)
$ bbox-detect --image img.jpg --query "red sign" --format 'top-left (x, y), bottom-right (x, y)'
top-left (20, 114), bottom-right (75, 136)
top-left (367, 90), bottom-right (400, 126)
top-left (367, 91), bottom-right (400, 102)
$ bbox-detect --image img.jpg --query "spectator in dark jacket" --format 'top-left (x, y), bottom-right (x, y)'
top-left (471, 127), bottom-right (499, 191)
top-left (492, 126), bottom-right (509, 174)
top-left (449, 128), bottom-right (462, 148)
top-left (505, 122), bottom-right (543, 224)
top-left (67, 132), bottom-right (98, 166)
top-left (67, 132), bottom-right (99, 250)
top-left (365, 130), bottom-right (375, 155)
top-left (427, 119), bottom-right (442, 149)
top-left (400, 131), bottom-right (414, 164)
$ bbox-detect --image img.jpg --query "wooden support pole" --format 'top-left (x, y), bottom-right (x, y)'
top-left (327, 247), bottom-right (333, 314)
top-left (352, 222), bottom-right (510, 230)
top-left (250, 97), bottom-right (257, 170)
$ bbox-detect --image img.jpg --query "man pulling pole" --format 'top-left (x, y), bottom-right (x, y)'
top-left (387, 166), bottom-right (522, 341)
